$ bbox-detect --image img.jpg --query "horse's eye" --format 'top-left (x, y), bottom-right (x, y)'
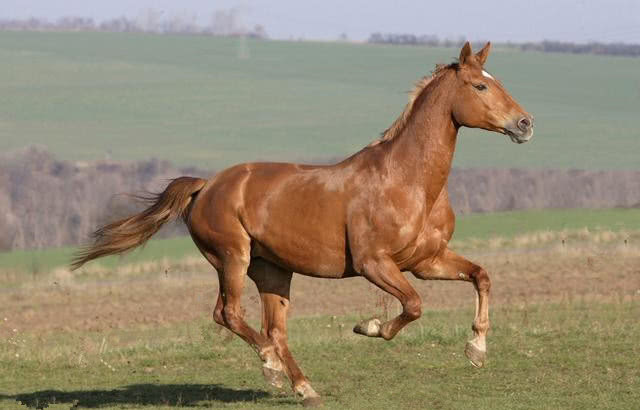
top-left (474, 84), bottom-right (488, 91)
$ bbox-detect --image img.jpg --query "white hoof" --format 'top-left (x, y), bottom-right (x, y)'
top-left (353, 318), bottom-right (382, 337)
top-left (260, 347), bottom-right (286, 388)
top-left (262, 364), bottom-right (286, 389)
top-left (464, 340), bottom-right (487, 368)
top-left (295, 382), bottom-right (322, 406)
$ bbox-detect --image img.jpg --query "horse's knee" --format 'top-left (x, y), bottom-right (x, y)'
top-left (473, 269), bottom-right (491, 293)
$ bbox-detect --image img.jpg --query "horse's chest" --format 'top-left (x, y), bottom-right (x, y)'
top-left (389, 220), bottom-right (445, 269)
top-left (393, 200), bottom-right (455, 270)
top-left (348, 184), bottom-right (452, 268)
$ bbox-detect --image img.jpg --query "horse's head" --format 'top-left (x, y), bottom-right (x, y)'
top-left (451, 42), bottom-right (534, 143)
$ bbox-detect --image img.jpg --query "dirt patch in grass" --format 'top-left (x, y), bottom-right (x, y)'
top-left (1, 245), bottom-right (638, 335)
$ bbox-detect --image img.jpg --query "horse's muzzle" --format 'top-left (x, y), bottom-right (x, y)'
top-left (506, 115), bottom-right (534, 144)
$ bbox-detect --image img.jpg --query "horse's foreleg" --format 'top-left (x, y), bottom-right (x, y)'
top-left (249, 259), bottom-right (322, 407)
top-left (354, 256), bottom-right (422, 340)
top-left (412, 248), bottom-right (491, 368)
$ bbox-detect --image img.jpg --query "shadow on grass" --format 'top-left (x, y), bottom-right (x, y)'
top-left (1, 383), bottom-right (292, 408)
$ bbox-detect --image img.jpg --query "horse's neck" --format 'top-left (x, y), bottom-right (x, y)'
top-left (385, 80), bottom-right (458, 204)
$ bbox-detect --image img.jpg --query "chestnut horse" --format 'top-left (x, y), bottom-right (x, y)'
top-left (72, 42), bottom-right (533, 406)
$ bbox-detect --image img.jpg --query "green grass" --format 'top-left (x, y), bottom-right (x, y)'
top-left (1, 301), bottom-right (638, 409)
top-left (453, 207), bottom-right (640, 239)
top-left (0, 236), bottom-right (200, 274)
top-left (1, 208), bottom-right (637, 274)
top-left (0, 31), bottom-right (638, 170)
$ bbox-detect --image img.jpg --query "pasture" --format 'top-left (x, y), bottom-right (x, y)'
top-left (1, 237), bottom-right (639, 409)
top-left (0, 31), bottom-right (638, 170)
top-left (1, 208), bottom-right (639, 408)
top-left (1, 31), bottom-right (639, 409)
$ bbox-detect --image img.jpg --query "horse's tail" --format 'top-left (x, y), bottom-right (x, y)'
top-left (70, 176), bottom-right (207, 270)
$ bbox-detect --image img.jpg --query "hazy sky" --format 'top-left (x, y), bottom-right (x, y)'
top-left (2, 0), bottom-right (640, 43)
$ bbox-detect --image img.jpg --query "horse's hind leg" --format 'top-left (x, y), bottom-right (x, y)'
top-left (200, 248), bottom-right (280, 374)
top-left (249, 259), bottom-right (322, 407)
top-left (246, 260), bottom-right (286, 389)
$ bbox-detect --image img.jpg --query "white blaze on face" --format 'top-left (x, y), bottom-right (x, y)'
top-left (482, 70), bottom-right (494, 80)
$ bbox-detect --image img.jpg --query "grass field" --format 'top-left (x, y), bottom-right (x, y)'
top-left (1, 31), bottom-right (639, 409)
top-left (1, 303), bottom-right (639, 409)
top-left (452, 208), bottom-right (640, 239)
top-left (1, 241), bottom-right (639, 409)
top-left (0, 31), bottom-right (638, 170)
top-left (1, 207), bottom-right (639, 408)
top-left (1, 208), bottom-right (638, 275)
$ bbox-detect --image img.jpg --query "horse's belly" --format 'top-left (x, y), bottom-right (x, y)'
top-left (242, 174), bottom-right (352, 277)
top-left (249, 195), bottom-right (350, 277)
top-left (250, 232), bottom-right (351, 278)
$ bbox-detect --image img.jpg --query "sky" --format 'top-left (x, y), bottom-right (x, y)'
top-left (2, 0), bottom-right (640, 43)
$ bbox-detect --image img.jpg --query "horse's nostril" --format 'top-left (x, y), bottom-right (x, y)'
top-left (518, 117), bottom-right (531, 131)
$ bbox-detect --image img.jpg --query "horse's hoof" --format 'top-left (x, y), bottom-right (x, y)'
top-left (302, 396), bottom-right (324, 407)
top-left (262, 365), bottom-right (285, 389)
top-left (464, 341), bottom-right (487, 368)
top-left (353, 318), bottom-right (381, 337)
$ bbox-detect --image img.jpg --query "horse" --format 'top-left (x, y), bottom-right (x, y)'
top-left (72, 42), bottom-right (533, 406)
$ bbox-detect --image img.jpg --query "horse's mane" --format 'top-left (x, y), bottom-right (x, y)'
top-left (367, 63), bottom-right (458, 147)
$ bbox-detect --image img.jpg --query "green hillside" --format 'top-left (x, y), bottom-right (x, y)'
top-left (0, 31), bottom-right (638, 170)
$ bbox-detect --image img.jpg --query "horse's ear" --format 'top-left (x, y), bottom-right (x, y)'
top-left (476, 42), bottom-right (491, 66)
top-left (459, 41), bottom-right (472, 65)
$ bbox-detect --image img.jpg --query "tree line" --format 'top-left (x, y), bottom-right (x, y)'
top-left (3, 16), bottom-right (638, 57)
top-left (0, 10), bottom-right (268, 38)
top-left (368, 33), bottom-right (640, 58)
top-left (1, 146), bottom-right (638, 251)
